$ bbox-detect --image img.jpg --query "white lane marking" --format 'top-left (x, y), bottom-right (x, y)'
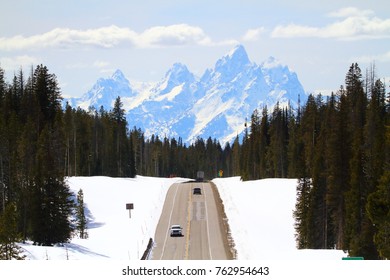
top-left (203, 183), bottom-right (213, 259)
top-left (160, 184), bottom-right (179, 260)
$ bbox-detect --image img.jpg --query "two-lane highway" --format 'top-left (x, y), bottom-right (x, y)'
top-left (151, 182), bottom-right (232, 260)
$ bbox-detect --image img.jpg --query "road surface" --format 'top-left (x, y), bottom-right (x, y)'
top-left (151, 182), bottom-right (233, 260)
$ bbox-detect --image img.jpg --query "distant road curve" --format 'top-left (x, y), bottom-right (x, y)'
top-left (151, 182), bottom-right (233, 260)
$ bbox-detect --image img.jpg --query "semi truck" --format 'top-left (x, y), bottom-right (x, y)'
top-left (196, 171), bottom-right (204, 182)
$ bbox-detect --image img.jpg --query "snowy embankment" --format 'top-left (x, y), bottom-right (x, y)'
top-left (20, 176), bottom-right (346, 260)
top-left (213, 177), bottom-right (347, 260)
top-left (21, 176), bottom-right (188, 260)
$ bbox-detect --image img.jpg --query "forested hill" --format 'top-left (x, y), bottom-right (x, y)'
top-left (0, 63), bottom-right (389, 259)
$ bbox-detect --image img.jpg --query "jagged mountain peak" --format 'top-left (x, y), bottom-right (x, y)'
top-left (215, 44), bottom-right (251, 70)
top-left (227, 44), bottom-right (249, 61)
top-left (65, 45), bottom-right (307, 145)
top-left (261, 56), bottom-right (287, 70)
top-left (200, 45), bottom-right (253, 85)
top-left (164, 62), bottom-right (195, 84)
top-left (111, 69), bottom-right (127, 82)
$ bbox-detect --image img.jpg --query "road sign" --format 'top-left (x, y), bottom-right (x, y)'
top-left (126, 203), bottom-right (134, 218)
top-left (342, 257), bottom-right (364, 260)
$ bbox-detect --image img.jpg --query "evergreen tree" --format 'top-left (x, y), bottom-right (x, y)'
top-left (231, 136), bottom-right (240, 176)
top-left (75, 189), bottom-right (87, 239)
top-left (300, 94), bottom-right (319, 176)
top-left (111, 96), bottom-right (128, 176)
top-left (0, 66), bottom-right (5, 104)
top-left (268, 104), bottom-right (288, 177)
top-left (259, 107), bottom-right (270, 178)
top-left (343, 63), bottom-right (375, 257)
top-left (293, 177), bottom-right (312, 248)
top-left (364, 79), bottom-right (386, 195)
top-left (30, 124), bottom-right (74, 245)
top-left (0, 203), bottom-right (25, 260)
top-left (33, 64), bottom-right (62, 126)
top-left (367, 171), bottom-right (390, 259)
top-left (323, 93), bottom-right (347, 249)
top-left (248, 109), bottom-right (261, 179)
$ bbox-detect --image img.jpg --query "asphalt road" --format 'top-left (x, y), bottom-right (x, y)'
top-left (151, 182), bottom-right (232, 260)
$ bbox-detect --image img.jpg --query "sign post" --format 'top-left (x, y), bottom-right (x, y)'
top-left (126, 203), bottom-right (134, 218)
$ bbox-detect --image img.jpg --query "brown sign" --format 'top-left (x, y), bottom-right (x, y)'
top-left (126, 203), bottom-right (134, 210)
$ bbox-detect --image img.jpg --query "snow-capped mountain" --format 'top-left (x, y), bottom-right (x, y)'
top-left (65, 45), bottom-right (307, 145)
top-left (66, 69), bottom-right (135, 110)
top-left (126, 63), bottom-right (201, 139)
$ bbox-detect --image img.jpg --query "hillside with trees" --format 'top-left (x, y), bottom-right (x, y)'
top-left (0, 63), bottom-right (388, 259)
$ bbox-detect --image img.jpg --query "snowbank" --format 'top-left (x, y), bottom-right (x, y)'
top-left (213, 177), bottom-right (347, 260)
top-left (21, 176), bottom-right (188, 260)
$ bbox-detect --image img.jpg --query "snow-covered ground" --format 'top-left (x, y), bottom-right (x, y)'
top-left (19, 176), bottom-right (347, 260)
top-left (214, 177), bottom-right (347, 260)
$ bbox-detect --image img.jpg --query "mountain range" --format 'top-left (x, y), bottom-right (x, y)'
top-left (66, 45), bottom-right (307, 145)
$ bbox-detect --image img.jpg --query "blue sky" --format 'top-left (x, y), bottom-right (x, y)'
top-left (1, 0), bottom-right (389, 97)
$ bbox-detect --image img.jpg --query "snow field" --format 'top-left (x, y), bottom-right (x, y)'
top-left (213, 177), bottom-right (347, 260)
top-left (20, 176), bottom-right (347, 260)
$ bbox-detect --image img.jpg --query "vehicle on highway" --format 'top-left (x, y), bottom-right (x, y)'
top-left (196, 171), bottom-right (204, 182)
top-left (193, 187), bottom-right (202, 195)
top-left (170, 225), bottom-right (183, 237)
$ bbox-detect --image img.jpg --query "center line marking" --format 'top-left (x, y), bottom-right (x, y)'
top-left (203, 183), bottom-right (213, 259)
top-left (184, 186), bottom-right (192, 260)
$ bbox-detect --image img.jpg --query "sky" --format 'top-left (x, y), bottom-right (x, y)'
top-left (1, 0), bottom-right (389, 98)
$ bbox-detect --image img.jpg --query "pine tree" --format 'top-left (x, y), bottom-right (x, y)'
top-left (111, 96), bottom-right (128, 176)
top-left (367, 171), bottom-right (390, 259)
top-left (259, 107), bottom-right (270, 178)
top-left (300, 94), bottom-right (319, 176)
top-left (75, 189), bottom-right (87, 239)
top-left (324, 93), bottom-right (347, 249)
top-left (33, 65), bottom-right (62, 127)
top-left (268, 104), bottom-right (289, 177)
top-left (293, 177), bottom-right (312, 248)
top-left (248, 109), bottom-right (261, 179)
top-left (30, 124), bottom-right (74, 245)
top-left (0, 203), bottom-right (25, 260)
top-left (343, 63), bottom-right (375, 257)
top-left (0, 66), bottom-right (5, 104)
top-left (364, 79), bottom-right (386, 195)
top-left (231, 136), bottom-right (240, 176)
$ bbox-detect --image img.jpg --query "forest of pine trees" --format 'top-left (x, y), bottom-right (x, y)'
top-left (0, 63), bottom-right (389, 259)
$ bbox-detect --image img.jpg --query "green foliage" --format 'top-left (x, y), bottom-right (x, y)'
top-left (292, 63), bottom-right (388, 259)
top-left (367, 171), bottom-right (390, 259)
top-left (293, 178), bottom-right (312, 248)
top-left (75, 189), bottom-right (87, 239)
top-left (0, 203), bottom-right (25, 260)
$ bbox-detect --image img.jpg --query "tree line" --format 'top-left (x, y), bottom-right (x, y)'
top-left (290, 64), bottom-right (389, 259)
top-left (0, 63), bottom-right (389, 259)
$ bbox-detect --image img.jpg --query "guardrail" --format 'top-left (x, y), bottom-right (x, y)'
top-left (141, 238), bottom-right (154, 260)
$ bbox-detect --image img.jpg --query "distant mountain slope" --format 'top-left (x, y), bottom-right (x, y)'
top-left (64, 45), bottom-right (307, 145)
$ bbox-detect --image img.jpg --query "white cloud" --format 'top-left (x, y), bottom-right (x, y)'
top-left (0, 55), bottom-right (39, 71)
top-left (0, 25), bottom-right (137, 50)
top-left (242, 27), bottom-right (266, 41)
top-left (139, 24), bottom-right (212, 47)
top-left (272, 24), bottom-right (319, 38)
top-left (0, 24), bottom-right (231, 51)
top-left (271, 7), bottom-right (390, 40)
top-left (354, 50), bottom-right (390, 63)
top-left (327, 7), bottom-right (374, 18)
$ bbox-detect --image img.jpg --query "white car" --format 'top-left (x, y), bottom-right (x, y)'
top-left (170, 225), bottom-right (183, 237)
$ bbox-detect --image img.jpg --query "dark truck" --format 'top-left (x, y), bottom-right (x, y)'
top-left (196, 171), bottom-right (204, 182)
